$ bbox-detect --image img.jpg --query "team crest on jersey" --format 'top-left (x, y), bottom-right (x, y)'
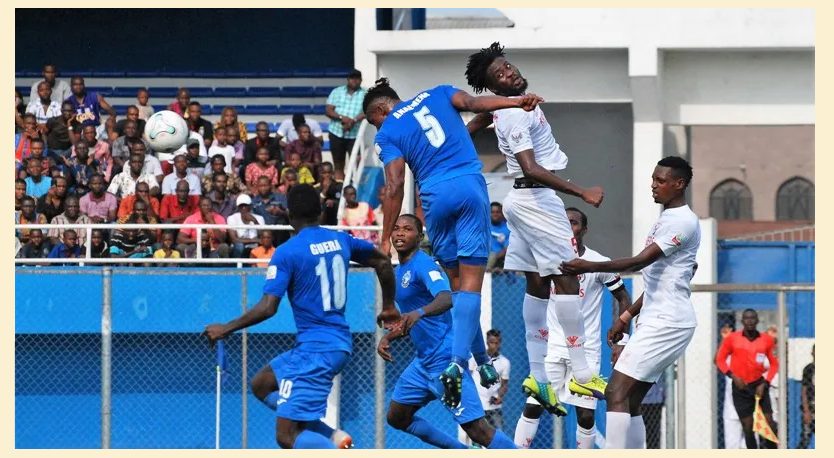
top-left (566, 335), bottom-right (582, 348)
top-left (511, 132), bottom-right (523, 143)
top-left (266, 265), bottom-right (277, 280)
top-left (401, 270), bottom-right (412, 288)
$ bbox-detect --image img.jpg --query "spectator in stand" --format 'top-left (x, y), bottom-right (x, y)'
top-left (315, 162), bottom-right (342, 226)
top-left (276, 113), bottom-right (324, 147)
top-left (153, 231), bottom-right (181, 261)
top-left (117, 198), bottom-right (159, 243)
top-left (245, 146), bottom-right (280, 188)
top-left (48, 195), bottom-right (91, 246)
top-left (215, 106), bottom-right (248, 142)
top-left (63, 140), bottom-right (99, 195)
top-left (89, 229), bottom-right (109, 259)
top-left (15, 89), bottom-right (26, 132)
top-left (23, 138), bottom-right (59, 180)
top-left (47, 229), bottom-right (82, 263)
top-left (117, 181), bottom-right (161, 220)
top-left (251, 176), bottom-right (289, 246)
top-left (168, 88), bottom-right (190, 117)
top-left (107, 153), bottom-right (160, 199)
top-left (135, 88), bottom-right (154, 121)
top-left (717, 323), bottom-right (745, 449)
top-left (202, 154), bottom-right (244, 195)
top-left (471, 329), bottom-right (511, 433)
top-left (799, 344), bottom-right (815, 448)
top-left (160, 180), bottom-right (200, 226)
top-left (249, 230), bottom-right (275, 267)
top-left (109, 214), bottom-right (154, 259)
top-left (15, 179), bottom-right (27, 212)
top-left (276, 168), bottom-right (298, 195)
top-left (15, 113), bottom-right (43, 165)
top-left (207, 127), bottom-right (234, 174)
top-left (244, 121), bottom-right (281, 170)
top-left (282, 152), bottom-right (315, 185)
top-left (715, 309), bottom-right (779, 449)
top-left (66, 76), bottom-right (116, 127)
top-left (177, 196), bottom-right (230, 258)
top-left (487, 202), bottom-right (511, 272)
top-left (46, 101), bottom-right (80, 159)
top-left (131, 141), bottom-right (164, 187)
top-left (340, 185), bottom-right (378, 244)
top-left (15, 197), bottom-right (47, 243)
top-left (80, 174), bottom-right (118, 223)
top-left (227, 194), bottom-right (265, 258)
top-left (172, 134), bottom-right (209, 177)
top-left (284, 124), bottom-right (322, 178)
top-left (79, 124), bottom-right (113, 182)
top-left (208, 173), bottom-right (238, 219)
top-left (110, 119), bottom-right (150, 175)
top-left (29, 64), bottom-right (71, 104)
top-left (26, 81), bottom-right (62, 126)
top-left (37, 176), bottom-right (69, 222)
top-left (325, 69), bottom-right (366, 180)
top-left (186, 101), bottom-right (214, 149)
top-left (226, 126), bottom-right (246, 173)
top-left (18, 228), bottom-right (52, 262)
top-left (111, 105), bottom-right (146, 140)
top-left (24, 159), bottom-right (52, 199)
top-left (161, 154), bottom-right (202, 196)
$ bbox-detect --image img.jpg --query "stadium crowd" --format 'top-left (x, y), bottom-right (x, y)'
top-left (14, 65), bottom-right (381, 263)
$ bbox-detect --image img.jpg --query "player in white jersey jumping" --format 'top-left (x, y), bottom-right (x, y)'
top-left (561, 156), bottom-right (700, 449)
top-left (465, 42), bottom-right (608, 417)
top-left (514, 207), bottom-right (633, 449)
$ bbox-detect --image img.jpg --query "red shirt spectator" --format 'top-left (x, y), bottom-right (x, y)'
top-left (716, 330), bottom-right (778, 384)
top-left (159, 193), bottom-right (200, 223)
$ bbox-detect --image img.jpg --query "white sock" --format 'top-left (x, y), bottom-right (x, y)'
top-left (523, 294), bottom-right (549, 381)
top-left (514, 414), bottom-right (540, 449)
top-left (604, 412), bottom-right (630, 449)
top-left (576, 425), bottom-right (596, 449)
top-left (551, 294), bottom-right (591, 382)
top-left (626, 415), bottom-right (646, 449)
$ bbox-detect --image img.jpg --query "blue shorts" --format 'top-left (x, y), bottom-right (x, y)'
top-left (269, 348), bottom-right (350, 422)
top-left (391, 358), bottom-right (485, 425)
top-left (420, 174), bottom-right (490, 268)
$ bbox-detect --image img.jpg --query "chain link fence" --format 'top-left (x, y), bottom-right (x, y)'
top-left (15, 267), bottom-right (813, 449)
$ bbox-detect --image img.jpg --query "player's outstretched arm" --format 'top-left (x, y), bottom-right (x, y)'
top-left (380, 158), bottom-right (406, 256)
top-left (451, 90), bottom-right (543, 113)
top-left (561, 243), bottom-right (664, 275)
top-left (515, 150), bottom-right (604, 207)
top-left (362, 248), bottom-right (399, 326)
top-left (203, 294), bottom-right (280, 344)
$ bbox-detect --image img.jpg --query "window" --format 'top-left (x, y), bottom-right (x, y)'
top-left (776, 177), bottom-right (814, 220)
top-left (709, 179), bottom-right (753, 220)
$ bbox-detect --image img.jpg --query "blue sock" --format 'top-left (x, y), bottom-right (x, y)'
top-left (451, 291), bottom-right (482, 367)
top-left (406, 416), bottom-right (467, 449)
top-left (470, 322), bottom-right (489, 365)
top-left (261, 391), bottom-right (280, 410)
top-left (487, 430), bottom-right (517, 449)
top-left (303, 420), bottom-right (335, 439)
top-left (294, 429), bottom-right (335, 449)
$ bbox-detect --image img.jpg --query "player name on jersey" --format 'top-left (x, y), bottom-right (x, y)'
top-left (392, 92), bottom-right (431, 119)
top-left (309, 239), bottom-right (343, 255)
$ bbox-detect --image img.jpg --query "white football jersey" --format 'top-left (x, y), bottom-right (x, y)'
top-left (493, 104), bottom-right (568, 178)
top-left (640, 205), bottom-right (700, 328)
top-left (547, 247), bottom-right (623, 359)
top-left (469, 355), bottom-right (511, 411)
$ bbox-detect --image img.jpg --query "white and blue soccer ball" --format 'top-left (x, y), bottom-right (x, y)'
top-left (143, 110), bottom-right (189, 154)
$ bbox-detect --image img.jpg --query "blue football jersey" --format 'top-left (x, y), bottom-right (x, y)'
top-left (263, 226), bottom-right (376, 353)
top-left (375, 85), bottom-right (483, 190)
top-left (395, 250), bottom-right (453, 364)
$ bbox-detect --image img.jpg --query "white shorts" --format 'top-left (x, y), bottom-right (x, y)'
top-left (502, 188), bottom-right (577, 277)
top-left (545, 356), bottom-right (601, 410)
top-left (614, 322), bottom-right (695, 383)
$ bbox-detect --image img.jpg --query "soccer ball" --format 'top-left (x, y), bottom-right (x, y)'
top-left (143, 110), bottom-right (189, 153)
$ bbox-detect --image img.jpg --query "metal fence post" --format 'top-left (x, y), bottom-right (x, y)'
top-left (374, 280), bottom-right (385, 449)
top-left (552, 414), bottom-right (564, 449)
top-left (664, 364), bottom-right (676, 448)
top-left (676, 355), bottom-right (686, 448)
top-left (101, 267), bottom-right (112, 449)
top-left (777, 291), bottom-right (787, 449)
top-left (241, 273), bottom-right (248, 449)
